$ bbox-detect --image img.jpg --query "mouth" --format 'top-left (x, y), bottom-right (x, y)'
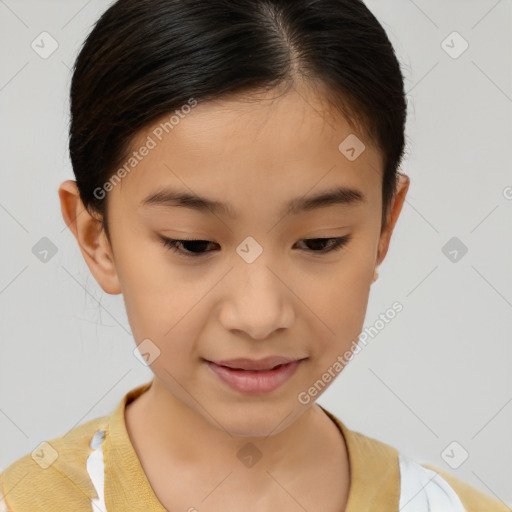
top-left (204, 356), bottom-right (307, 395)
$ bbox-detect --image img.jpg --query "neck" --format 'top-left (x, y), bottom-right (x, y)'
top-left (125, 377), bottom-right (349, 493)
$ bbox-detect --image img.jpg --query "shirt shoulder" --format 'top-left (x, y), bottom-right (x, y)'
top-left (0, 415), bottom-right (109, 512)
top-left (419, 462), bottom-right (511, 512)
top-left (318, 406), bottom-right (510, 512)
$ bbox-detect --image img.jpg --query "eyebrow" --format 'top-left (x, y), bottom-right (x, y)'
top-left (139, 185), bottom-right (365, 219)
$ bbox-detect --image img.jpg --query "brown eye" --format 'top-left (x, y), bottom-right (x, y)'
top-left (160, 237), bottom-right (219, 257)
top-left (295, 236), bottom-right (351, 253)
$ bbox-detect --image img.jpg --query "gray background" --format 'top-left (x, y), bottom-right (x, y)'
top-left (0, 0), bottom-right (511, 506)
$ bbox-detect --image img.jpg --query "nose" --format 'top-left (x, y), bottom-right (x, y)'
top-left (218, 257), bottom-right (295, 340)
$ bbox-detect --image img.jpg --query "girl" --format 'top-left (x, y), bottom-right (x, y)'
top-left (1, 0), bottom-right (507, 510)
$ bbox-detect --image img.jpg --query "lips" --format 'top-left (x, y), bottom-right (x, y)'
top-left (205, 358), bottom-right (305, 394)
top-left (210, 355), bottom-right (303, 371)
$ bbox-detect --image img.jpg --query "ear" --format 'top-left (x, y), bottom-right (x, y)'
top-left (372, 173), bottom-right (410, 283)
top-left (58, 180), bottom-right (122, 295)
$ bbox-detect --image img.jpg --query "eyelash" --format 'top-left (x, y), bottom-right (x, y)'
top-left (160, 235), bottom-right (352, 258)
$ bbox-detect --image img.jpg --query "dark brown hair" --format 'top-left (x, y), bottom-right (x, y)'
top-left (68, 0), bottom-right (407, 244)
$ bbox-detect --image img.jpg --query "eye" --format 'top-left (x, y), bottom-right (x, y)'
top-left (159, 235), bottom-right (351, 258)
top-left (294, 236), bottom-right (352, 254)
top-left (160, 237), bottom-right (219, 257)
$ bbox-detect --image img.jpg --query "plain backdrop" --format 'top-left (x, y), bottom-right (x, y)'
top-left (0, 0), bottom-right (511, 506)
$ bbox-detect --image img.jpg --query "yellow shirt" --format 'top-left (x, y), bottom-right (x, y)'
top-left (1, 380), bottom-right (508, 511)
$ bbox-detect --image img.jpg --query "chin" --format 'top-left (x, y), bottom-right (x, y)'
top-left (212, 401), bottom-right (301, 438)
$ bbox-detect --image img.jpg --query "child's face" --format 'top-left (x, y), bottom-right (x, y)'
top-left (67, 85), bottom-right (408, 436)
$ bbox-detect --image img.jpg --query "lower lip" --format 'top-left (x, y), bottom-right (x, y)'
top-left (205, 360), bottom-right (303, 395)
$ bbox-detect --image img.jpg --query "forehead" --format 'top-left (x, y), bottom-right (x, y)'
top-left (111, 85), bottom-right (383, 217)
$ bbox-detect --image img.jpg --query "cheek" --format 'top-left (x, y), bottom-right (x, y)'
top-left (121, 273), bottom-right (206, 380)
top-left (305, 244), bottom-right (375, 362)
top-left (113, 234), bottom-right (206, 351)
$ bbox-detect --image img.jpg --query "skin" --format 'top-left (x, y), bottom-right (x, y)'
top-left (59, 82), bottom-right (409, 510)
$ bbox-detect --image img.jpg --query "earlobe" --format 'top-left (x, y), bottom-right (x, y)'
top-left (58, 180), bottom-right (122, 295)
